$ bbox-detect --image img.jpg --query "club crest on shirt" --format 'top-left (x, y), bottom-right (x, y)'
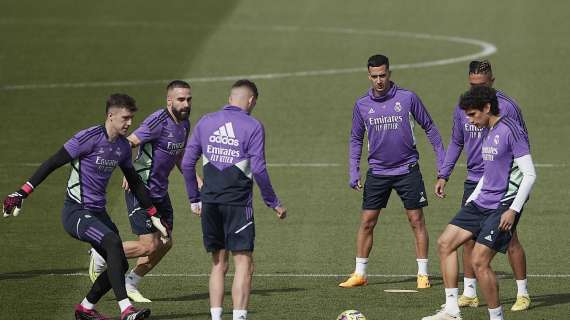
top-left (394, 102), bottom-right (402, 112)
top-left (494, 135), bottom-right (500, 145)
top-left (115, 148), bottom-right (122, 157)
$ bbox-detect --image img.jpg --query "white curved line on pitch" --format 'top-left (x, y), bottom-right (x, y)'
top-left (0, 26), bottom-right (496, 91)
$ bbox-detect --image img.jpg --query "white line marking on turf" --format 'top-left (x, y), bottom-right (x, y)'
top-left (2, 273), bottom-right (570, 278)
top-left (0, 26), bottom-right (497, 91)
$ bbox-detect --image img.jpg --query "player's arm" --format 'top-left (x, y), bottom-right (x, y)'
top-left (435, 108), bottom-right (465, 198)
top-left (121, 134), bottom-right (142, 191)
top-left (181, 124), bottom-right (203, 216)
top-left (3, 147), bottom-right (72, 217)
top-left (499, 155), bottom-right (536, 231)
top-left (249, 123), bottom-right (286, 219)
top-left (409, 94), bottom-right (446, 172)
top-left (349, 103), bottom-right (365, 191)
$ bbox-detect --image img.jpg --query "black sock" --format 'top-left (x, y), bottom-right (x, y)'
top-left (86, 233), bottom-right (129, 302)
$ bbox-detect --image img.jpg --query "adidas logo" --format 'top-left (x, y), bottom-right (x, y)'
top-left (167, 132), bottom-right (174, 138)
top-left (209, 122), bottom-right (240, 146)
top-left (484, 234), bottom-right (493, 242)
top-left (419, 192), bottom-right (426, 203)
top-left (368, 108), bottom-right (375, 114)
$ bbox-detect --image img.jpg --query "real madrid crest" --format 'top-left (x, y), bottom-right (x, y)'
top-left (394, 102), bottom-right (402, 112)
top-left (493, 135), bottom-right (500, 145)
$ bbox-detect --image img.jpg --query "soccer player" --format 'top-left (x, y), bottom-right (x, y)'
top-left (181, 79), bottom-right (287, 320)
top-left (435, 60), bottom-right (531, 311)
top-left (340, 54), bottom-right (445, 289)
top-left (89, 80), bottom-right (201, 303)
top-left (423, 86), bottom-right (536, 320)
top-left (2, 94), bottom-right (168, 320)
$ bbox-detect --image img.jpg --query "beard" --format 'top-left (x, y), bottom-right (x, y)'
top-left (172, 107), bottom-right (190, 121)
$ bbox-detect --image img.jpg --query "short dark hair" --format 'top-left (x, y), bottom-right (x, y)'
top-left (367, 54), bottom-right (390, 69)
top-left (106, 93), bottom-right (137, 114)
top-left (232, 79), bottom-right (259, 99)
top-left (459, 86), bottom-right (499, 116)
top-left (469, 60), bottom-right (493, 76)
top-left (166, 80), bottom-right (191, 92)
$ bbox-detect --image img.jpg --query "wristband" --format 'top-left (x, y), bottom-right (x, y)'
top-left (20, 182), bottom-right (34, 198)
top-left (147, 206), bottom-right (157, 216)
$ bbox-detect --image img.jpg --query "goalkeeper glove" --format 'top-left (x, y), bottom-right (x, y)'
top-left (3, 182), bottom-right (34, 217)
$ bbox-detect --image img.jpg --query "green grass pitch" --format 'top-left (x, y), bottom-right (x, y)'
top-left (1, 1), bottom-right (569, 319)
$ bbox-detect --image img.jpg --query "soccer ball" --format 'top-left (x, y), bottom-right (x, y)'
top-left (336, 310), bottom-right (367, 320)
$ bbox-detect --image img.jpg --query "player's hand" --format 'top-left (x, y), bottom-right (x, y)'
top-left (434, 178), bottom-right (447, 199)
top-left (274, 206), bottom-right (287, 219)
top-left (191, 201), bottom-right (202, 216)
top-left (150, 216), bottom-right (169, 241)
top-left (350, 179), bottom-right (363, 191)
top-left (499, 209), bottom-right (517, 231)
top-left (121, 177), bottom-right (130, 191)
top-left (3, 191), bottom-right (26, 218)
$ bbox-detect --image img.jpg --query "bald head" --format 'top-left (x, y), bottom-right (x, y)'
top-left (228, 79), bottom-right (258, 113)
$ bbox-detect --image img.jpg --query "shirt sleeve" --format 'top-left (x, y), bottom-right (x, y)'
top-left (181, 120), bottom-right (203, 203)
top-left (438, 107), bottom-right (464, 179)
top-left (132, 114), bottom-right (164, 144)
top-left (409, 93), bottom-right (446, 171)
top-left (248, 122), bottom-right (280, 208)
top-left (63, 129), bottom-right (96, 158)
top-left (510, 155), bottom-right (536, 213)
top-left (348, 103), bottom-right (365, 187)
top-left (501, 100), bottom-right (528, 134)
top-left (119, 142), bottom-right (134, 169)
top-left (508, 123), bottom-right (531, 158)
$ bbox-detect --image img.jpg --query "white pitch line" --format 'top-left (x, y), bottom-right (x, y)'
top-left (0, 26), bottom-right (496, 91)
top-left (1, 272), bottom-right (569, 278)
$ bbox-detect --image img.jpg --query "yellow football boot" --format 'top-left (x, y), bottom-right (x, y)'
top-left (338, 273), bottom-right (368, 288)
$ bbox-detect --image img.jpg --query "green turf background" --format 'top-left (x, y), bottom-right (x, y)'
top-left (1, 0), bottom-right (569, 319)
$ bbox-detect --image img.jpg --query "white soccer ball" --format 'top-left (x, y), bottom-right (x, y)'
top-left (336, 310), bottom-right (367, 320)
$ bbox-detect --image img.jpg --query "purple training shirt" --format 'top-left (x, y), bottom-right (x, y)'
top-left (439, 90), bottom-right (527, 182)
top-left (182, 105), bottom-right (280, 208)
top-left (132, 108), bottom-right (190, 198)
top-left (473, 117), bottom-right (530, 209)
top-left (64, 125), bottom-right (132, 210)
top-left (349, 82), bottom-right (445, 184)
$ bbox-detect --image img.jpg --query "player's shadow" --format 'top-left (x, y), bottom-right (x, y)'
top-left (152, 287), bottom-right (306, 302)
top-left (0, 268), bottom-right (86, 281)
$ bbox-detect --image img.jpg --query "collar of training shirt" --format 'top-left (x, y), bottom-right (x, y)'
top-left (368, 81), bottom-right (397, 102)
top-left (222, 105), bottom-right (249, 114)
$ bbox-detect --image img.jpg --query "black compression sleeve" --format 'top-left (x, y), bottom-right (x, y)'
top-left (28, 147), bottom-right (73, 188)
top-left (121, 165), bottom-right (153, 210)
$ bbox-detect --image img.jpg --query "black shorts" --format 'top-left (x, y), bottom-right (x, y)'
top-left (125, 191), bottom-right (174, 236)
top-left (201, 203), bottom-right (255, 253)
top-left (61, 196), bottom-right (120, 252)
top-left (362, 163), bottom-right (428, 210)
top-left (461, 180), bottom-right (479, 208)
top-left (450, 202), bottom-right (522, 254)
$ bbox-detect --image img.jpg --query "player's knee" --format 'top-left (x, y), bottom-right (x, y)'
top-left (507, 236), bottom-right (522, 251)
top-left (437, 236), bottom-right (452, 255)
top-left (408, 214), bottom-right (424, 229)
top-left (360, 219), bottom-right (377, 232)
top-left (471, 256), bottom-right (489, 273)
